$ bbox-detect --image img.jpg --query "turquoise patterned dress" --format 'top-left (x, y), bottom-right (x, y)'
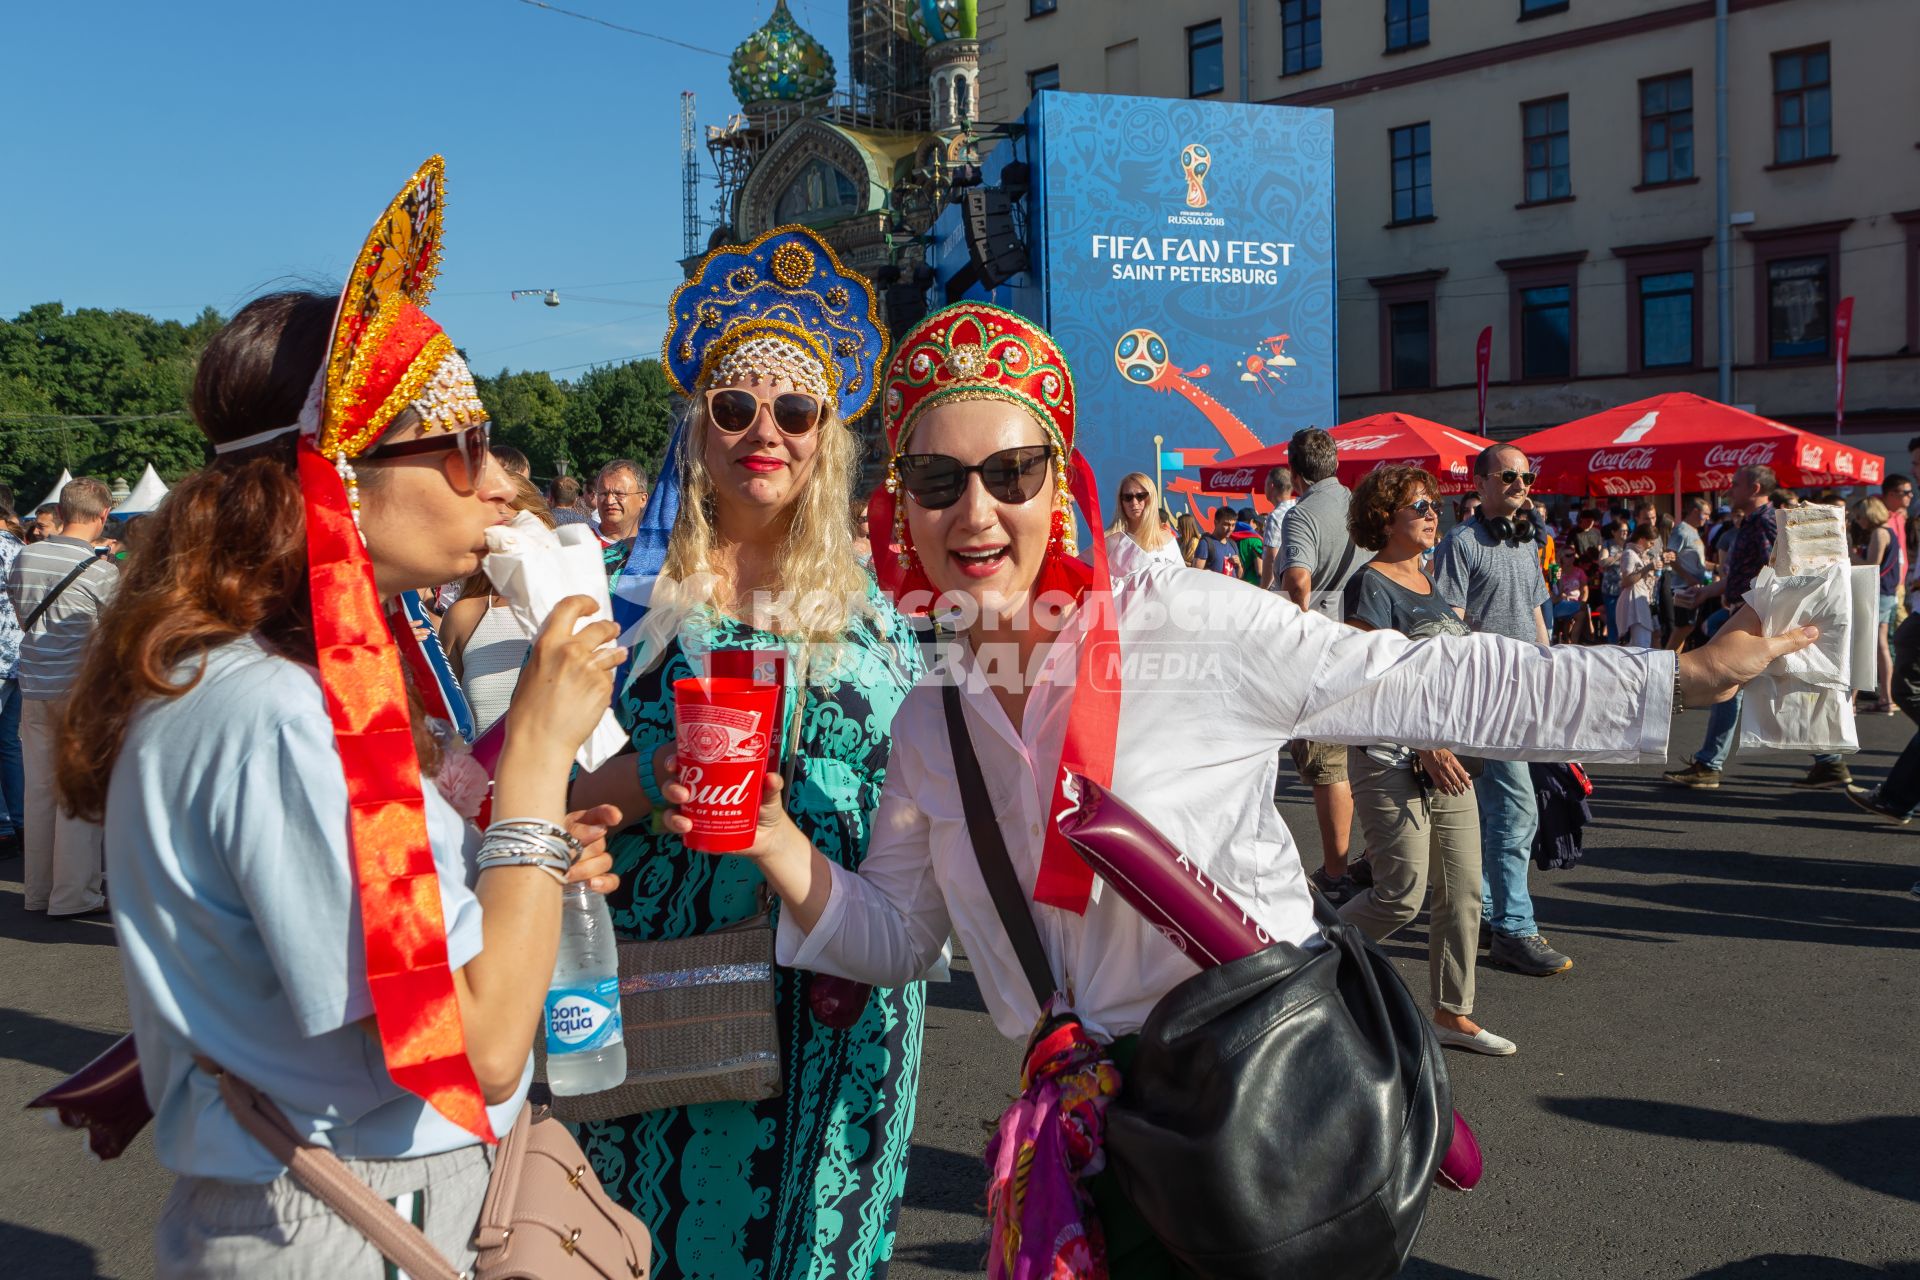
top-left (579, 585), bottom-right (926, 1280)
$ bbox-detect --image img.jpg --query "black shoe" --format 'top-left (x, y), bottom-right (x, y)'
top-left (1348, 856), bottom-right (1375, 889)
top-left (1479, 919), bottom-right (1492, 951)
top-left (1844, 785), bottom-right (1912, 825)
top-left (1310, 868), bottom-right (1360, 905)
top-left (0, 830), bottom-right (19, 860)
top-left (1795, 760), bottom-right (1853, 790)
top-left (1488, 931), bottom-right (1573, 976)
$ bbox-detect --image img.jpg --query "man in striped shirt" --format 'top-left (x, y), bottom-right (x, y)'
top-left (6, 476), bottom-right (117, 916)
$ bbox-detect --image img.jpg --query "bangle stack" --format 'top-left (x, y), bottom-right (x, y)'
top-left (636, 751), bottom-right (670, 815)
top-left (475, 817), bottom-right (585, 885)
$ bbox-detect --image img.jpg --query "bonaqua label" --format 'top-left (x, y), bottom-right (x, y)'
top-left (544, 976), bottom-right (623, 1055)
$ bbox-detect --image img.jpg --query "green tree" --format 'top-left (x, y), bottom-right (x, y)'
top-left (475, 367), bottom-right (571, 477)
top-left (559, 360), bottom-right (676, 481)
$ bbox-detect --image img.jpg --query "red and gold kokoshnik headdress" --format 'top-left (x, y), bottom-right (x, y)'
top-left (871, 303), bottom-right (1120, 915)
top-left (228, 157), bottom-right (495, 1140)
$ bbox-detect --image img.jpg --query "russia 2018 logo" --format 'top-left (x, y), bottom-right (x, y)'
top-left (1179, 143), bottom-right (1212, 209)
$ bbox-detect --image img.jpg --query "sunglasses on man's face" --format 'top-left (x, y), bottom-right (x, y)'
top-left (895, 445), bottom-right (1054, 510)
top-left (360, 419), bottom-right (493, 480)
top-left (1497, 469), bottom-right (1537, 487)
top-left (705, 387), bottom-right (826, 436)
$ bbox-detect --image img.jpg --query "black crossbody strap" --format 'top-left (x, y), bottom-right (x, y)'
top-left (20, 552), bottom-right (99, 634)
top-left (942, 682), bottom-right (1058, 1008)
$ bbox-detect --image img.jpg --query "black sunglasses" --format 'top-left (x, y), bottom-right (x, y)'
top-left (706, 387), bottom-right (825, 436)
top-left (895, 445), bottom-right (1054, 510)
top-left (1120, 489), bottom-right (1151, 504)
top-left (1497, 469), bottom-right (1537, 486)
top-left (360, 420), bottom-right (492, 479)
top-left (1402, 498), bottom-right (1438, 516)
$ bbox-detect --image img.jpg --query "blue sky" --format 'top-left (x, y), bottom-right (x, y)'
top-left (2, 0), bottom-right (849, 377)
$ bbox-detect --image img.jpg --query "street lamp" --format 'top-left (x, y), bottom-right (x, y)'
top-left (509, 289), bottom-right (562, 307)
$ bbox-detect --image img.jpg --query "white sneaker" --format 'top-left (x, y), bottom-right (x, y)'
top-left (1435, 1025), bottom-right (1517, 1056)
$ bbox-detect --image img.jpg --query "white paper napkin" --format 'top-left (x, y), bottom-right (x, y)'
top-left (483, 513), bottom-right (627, 770)
top-left (1738, 565), bottom-right (1857, 754)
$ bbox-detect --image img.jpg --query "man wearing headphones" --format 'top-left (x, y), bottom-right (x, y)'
top-left (1432, 444), bottom-right (1571, 977)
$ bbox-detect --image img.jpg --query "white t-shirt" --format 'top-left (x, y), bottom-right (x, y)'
top-left (781, 557), bottom-right (1675, 1042)
top-left (107, 637), bottom-right (528, 1182)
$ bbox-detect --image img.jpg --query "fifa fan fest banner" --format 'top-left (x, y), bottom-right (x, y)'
top-left (932, 91), bottom-right (1337, 516)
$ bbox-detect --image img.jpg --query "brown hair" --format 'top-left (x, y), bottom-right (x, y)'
top-left (57, 477), bottom-right (113, 525)
top-left (59, 291), bottom-right (435, 821)
top-left (1347, 464), bottom-right (1440, 552)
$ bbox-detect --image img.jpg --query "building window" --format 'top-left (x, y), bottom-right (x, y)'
top-left (1385, 0), bottom-right (1427, 51)
top-left (1281, 0), bottom-right (1321, 76)
top-left (1639, 73), bottom-right (1694, 186)
top-left (1188, 21), bottom-right (1225, 97)
top-left (1520, 285), bottom-right (1572, 378)
top-left (1028, 65), bottom-right (1060, 96)
top-left (1521, 96), bottom-right (1571, 204)
top-left (1370, 268), bottom-right (1444, 394)
top-left (1030, 0), bottom-right (1057, 14)
top-left (1766, 256), bottom-right (1831, 359)
top-left (1638, 272), bottom-right (1695, 368)
top-left (1390, 123), bottom-right (1432, 224)
top-left (1388, 302), bottom-right (1434, 390)
top-left (1617, 237), bottom-right (1708, 374)
top-left (1773, 46), bottom-right (1832, 164)
top-left (1520, 0), bottom-right (1568, 16)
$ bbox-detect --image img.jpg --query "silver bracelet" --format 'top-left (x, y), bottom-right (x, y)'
top-left (1672, 657), bottom-right (1685, 716)
top-left (474, 852), bottom-right (570, 885)
top-left (483, 825), bottom-right (579, 867)
top-left (478, 831), bottom-right (577, 869)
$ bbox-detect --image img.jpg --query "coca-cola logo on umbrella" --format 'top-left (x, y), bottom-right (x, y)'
top-left (1335, 434), bottom-right (1397, 452)
top-left (1599, 475), bottom-right (1658, 496)
top-left (1702, 442), bottom-right (1777, 469)
top-left (1799, 442), bottom-right (1825, 472)
top-left (1588, 447), bottom-right (1657, 472)
top-left (1205, 468), bottom-right (1257, 490)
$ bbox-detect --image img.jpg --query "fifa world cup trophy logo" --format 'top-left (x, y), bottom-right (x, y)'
top-left (1179, 143), bottom-right (1212, 209)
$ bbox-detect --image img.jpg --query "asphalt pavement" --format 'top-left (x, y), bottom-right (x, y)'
top-left (4, 706), bottom-right (1918, 1279)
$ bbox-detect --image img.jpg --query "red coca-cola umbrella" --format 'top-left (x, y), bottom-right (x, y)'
top-left (1197, 413), bottom-right (1495, 495)
top-left (1511, 392), bottom-right (1884, 497)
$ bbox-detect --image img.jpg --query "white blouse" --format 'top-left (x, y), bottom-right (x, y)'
top-left (779, 555), bottom-right (1675, 1042)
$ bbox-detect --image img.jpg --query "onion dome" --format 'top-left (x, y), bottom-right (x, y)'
top-left (909, 0), bottom-right (978, 45)
top-left (730, 0), bottom-right (836, 106)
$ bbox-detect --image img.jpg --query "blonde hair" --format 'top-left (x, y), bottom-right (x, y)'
top-left (1107, 471), bottom-right (1172, 551)
top-left (1853, 496), bottom-right (1889, 531)
top-left (657, 395), bottom-right (873, 648)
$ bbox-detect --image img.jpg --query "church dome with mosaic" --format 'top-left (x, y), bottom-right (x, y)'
top-left (908, 0), bottom-right (978, 46)
top-left (729, 0), bottom-right (836, 106)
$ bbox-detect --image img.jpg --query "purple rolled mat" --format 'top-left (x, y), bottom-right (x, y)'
top-left (1056, 772), bottom-right (1484, 1193)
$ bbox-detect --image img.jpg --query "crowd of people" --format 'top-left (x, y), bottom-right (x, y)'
top-left (0, 164), bottom-right (1889, 1280)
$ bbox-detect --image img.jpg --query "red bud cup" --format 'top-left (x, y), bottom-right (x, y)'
top-left (673, 677), bottom-right (778, 852)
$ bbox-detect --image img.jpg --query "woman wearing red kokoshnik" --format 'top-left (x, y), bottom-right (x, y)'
top-left (60, 158), bottom-right (630, 1277)
top-left (648, 302), bottom-right (1821, 1279)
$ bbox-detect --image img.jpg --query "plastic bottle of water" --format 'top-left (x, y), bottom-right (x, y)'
top-left (543, 885), bottom-right (627, 1095)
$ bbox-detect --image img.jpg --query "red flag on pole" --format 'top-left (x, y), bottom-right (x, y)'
top-left (1833, 296), bottom-right (1854, 436)
top-left (1475, 327), bottom-right (1493, 434)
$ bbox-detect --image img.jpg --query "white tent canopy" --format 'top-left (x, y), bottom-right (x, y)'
top-left (33, 469), bottom-right (74, 512)
top-left (118, 464), bottom-right (170, 515)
